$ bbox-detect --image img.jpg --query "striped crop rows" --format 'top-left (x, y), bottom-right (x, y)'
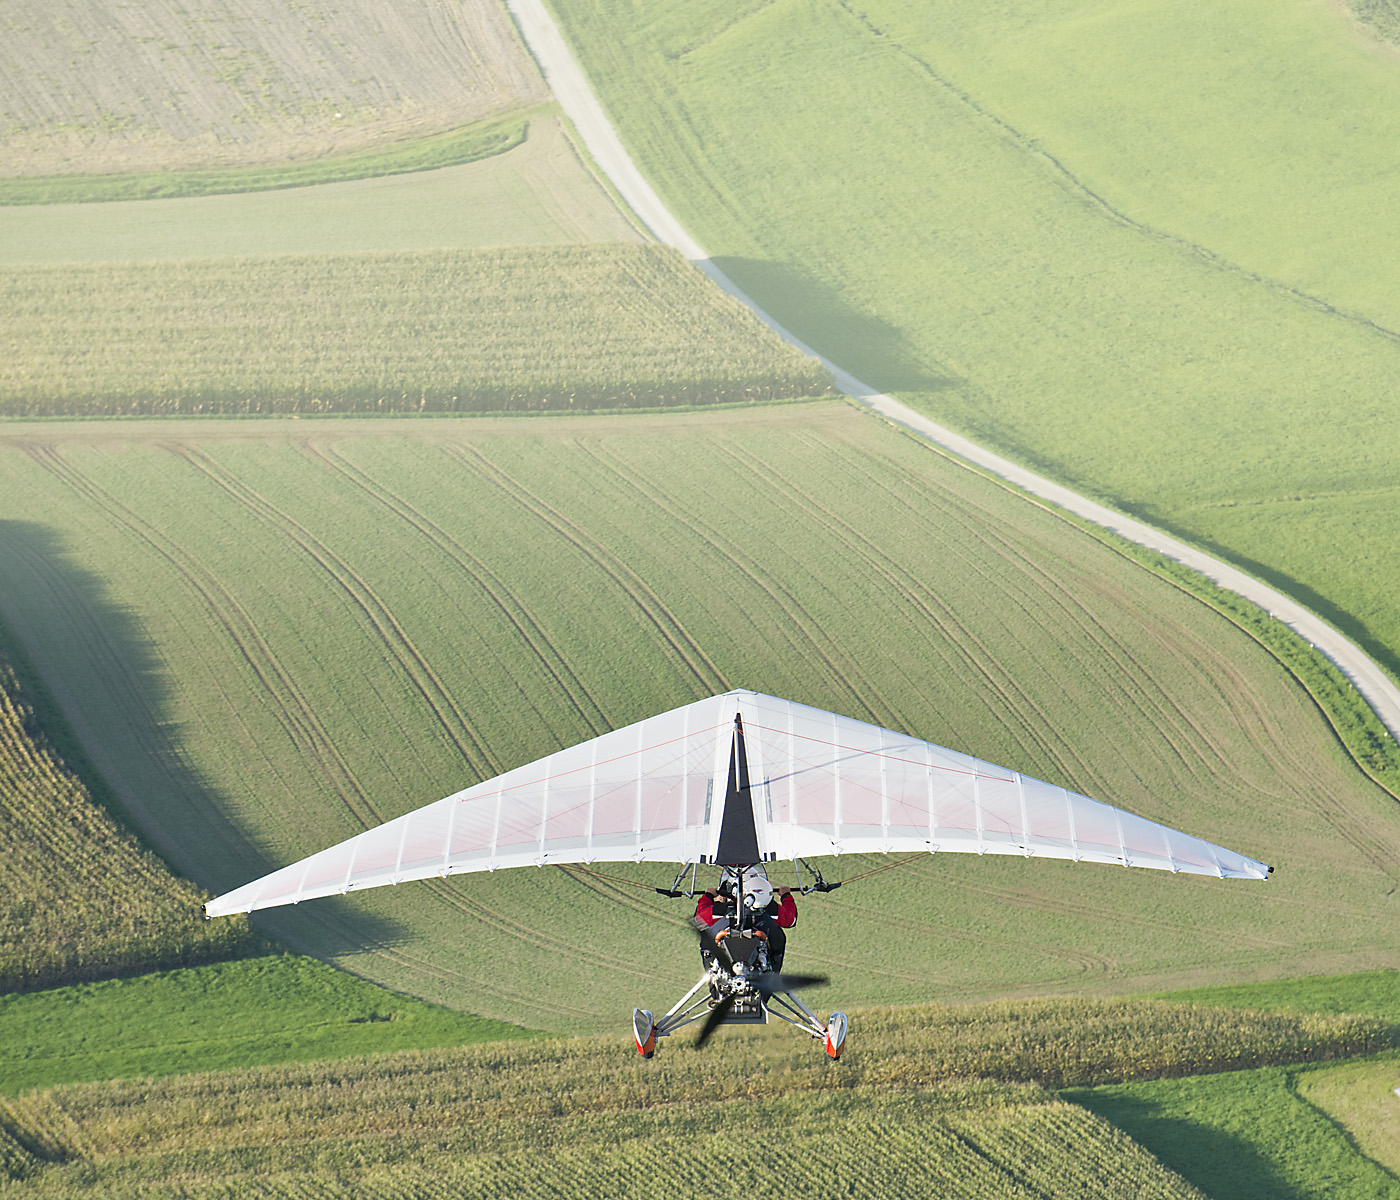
top-left (0, 245), bottom-right (832, 416)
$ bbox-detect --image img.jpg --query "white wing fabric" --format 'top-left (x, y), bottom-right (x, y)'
top-left (206, 689), bottom-right (1269, 916)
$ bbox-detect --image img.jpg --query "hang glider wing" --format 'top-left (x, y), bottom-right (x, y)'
top-left (206, 689), bottom-right (1270, 917)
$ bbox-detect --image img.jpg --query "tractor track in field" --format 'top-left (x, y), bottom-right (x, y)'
top-left (556, 864), bottom-right (691, 929)
top-left (936, 875), bottom-right (1290, 952)
top-left (17, 444), bottom-right (388, 855)
top-left (719, 436), bottom-right (1086, 788)
top-left (848, 444), bottom-right (1400, 882)
top-left (823, 437), bottom-right (1239, 791)
top-left (357, 938), bottom-right (610, 1022)
top-left (169, 446), bottom-right (500, 783)
top-left (407, 882), bottom-right (676, 986)
top-left (575, 437), bottom-right (890, 724)
top-left (827, 892), bottom-right (1116, 976)
top-left (302, 440), bottom-right (610, 740)
top-left (441, 442), bottom-right (726, 696)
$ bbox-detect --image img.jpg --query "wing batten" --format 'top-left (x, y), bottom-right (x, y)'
top-left (204, 688), bottom-right (1271, 917)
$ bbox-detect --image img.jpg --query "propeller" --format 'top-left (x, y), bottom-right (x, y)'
top-left (690, 918), bottom-right (827, 1048)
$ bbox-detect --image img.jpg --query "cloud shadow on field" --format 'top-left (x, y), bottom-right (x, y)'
top-left (1063, 1090), bottom-right (1308, 1200)
top-left (707, 256), bottom-right (961, 395)
top-left (0, 518), bottom-right (410, 961)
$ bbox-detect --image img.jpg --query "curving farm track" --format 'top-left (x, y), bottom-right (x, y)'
top-left (504, 0), bottom-right (1400, 744)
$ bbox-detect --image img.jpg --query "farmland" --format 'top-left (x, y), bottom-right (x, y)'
top-left (2, 406), bottom-right (1399, 1032)
top-left (544, 0), bottom-right (1400, 689)
top-left (0, 116), bottom-right (642, 263)
top-left (0, 245), bottom-right (830, 415)
top-left (0, 0), bottom-right (547, 176)
top-left (0, 649), bottom-right (246, 993)
top-left (2, 995), bottom-right (1384, 1197)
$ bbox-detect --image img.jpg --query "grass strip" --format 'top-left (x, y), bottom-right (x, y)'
top-left (1153, 969), bottom-right (1400, 1023)
top-left (0, 112), bottom-right (534, 206)
top-left (0, 954), bottom-right (542, 1096)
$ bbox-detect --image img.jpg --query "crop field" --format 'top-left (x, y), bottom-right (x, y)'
top-left (1, 996), bottom-right (1384, 1197)
top-left (545, 0), bottom-right (1400, 687)
top-left (0, 116), bottom-right (642, 264)
top-left (1, 405), bottom-right (1399, 1031)
top-left (0, 653), bottom-right (246, 994)
top-left (0, 0), bottom-right (547, 177)
top-left (0, 245), bottom-right (829, 415)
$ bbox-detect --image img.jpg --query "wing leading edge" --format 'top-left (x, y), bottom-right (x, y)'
top-left (205, 689), bottom-right (1270, 917)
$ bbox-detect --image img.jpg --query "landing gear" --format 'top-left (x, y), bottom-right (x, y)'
top-left (824, 1011), bottom-right (849, 1060)
top-left (633, 1008), bottom-right (656, 1058)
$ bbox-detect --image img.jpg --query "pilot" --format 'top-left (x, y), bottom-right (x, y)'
top-left (695, 868), bottom-right (797, 971)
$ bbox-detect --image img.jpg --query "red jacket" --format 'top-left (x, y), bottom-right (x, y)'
top-left (696, 891), bottom-right (796, 928)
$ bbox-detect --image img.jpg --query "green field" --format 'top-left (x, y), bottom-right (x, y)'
top-left (0, 117), bottom-right (640, 264)
top-left (0, 245), bottom-right (830, 415)
top-left (2, 405), bottom-right (1398, 1032)
top-left (1296, 1053), bottom-right (1400, 1178)
top-left (0, 649), bottom-right (246, 993)
top-left (0, 955), bottom-right (539, 1095)
top-left (1154, 969), bottom-right (1400, 1024)
top-left (544, 0), bottom-right (1400, 689)
top-left (5, 996), bottom-right (1384, 1197)
top-left (1069, 1058), bottom-right (1400, 1200)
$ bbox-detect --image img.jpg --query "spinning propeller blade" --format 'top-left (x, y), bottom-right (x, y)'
top-left (757, 971), bottom-right (828, 996)
top-left (694, 996), bottom-right (736, 1048)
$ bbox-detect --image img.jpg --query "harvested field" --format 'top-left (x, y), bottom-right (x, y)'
top-left (0, 654), bottom-right (246, 993)
top-left (0, 0), bottom-right (547, 176)
top-left (1, 406), bottom-right (1399, 1031)
top-left (4, 995), bottom-right (1382, 1196)
top-left (0, 245), bottom-right (830, 415)
top-left (0, 117), bottom-right (642, 263)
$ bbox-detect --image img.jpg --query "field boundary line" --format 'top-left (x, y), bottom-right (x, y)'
top-left (508, 0), bottom-right (1400, 747)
